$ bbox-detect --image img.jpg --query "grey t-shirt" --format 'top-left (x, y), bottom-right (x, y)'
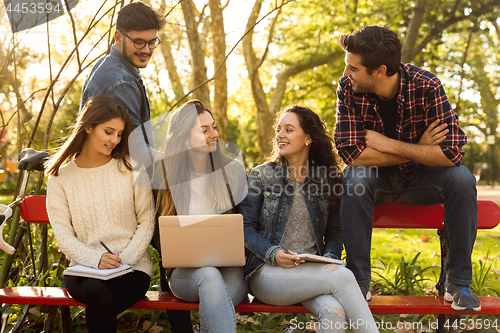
top-left (280, 179), bottom-right (318, 254)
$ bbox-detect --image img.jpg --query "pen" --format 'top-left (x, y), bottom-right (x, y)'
top-left (280, 242), bottom-right (298, 266)
top-left (100, 241), bottom-right (113, 254)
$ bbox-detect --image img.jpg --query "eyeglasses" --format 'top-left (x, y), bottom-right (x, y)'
top-left (120, 31), bottom-right (161, 50)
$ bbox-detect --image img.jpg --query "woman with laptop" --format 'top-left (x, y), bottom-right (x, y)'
top-left (45, 94), bottom-right (155, 333)
top-left (241, 106), bottom-right (379, 332)
top-left (154, 100), bottom-right (248, 333)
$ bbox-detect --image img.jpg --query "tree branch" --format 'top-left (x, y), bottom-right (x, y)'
top-left (256, 6), bottom-right (281, 69)
top-left (401, 0), bottom-right (427, 63)
top-left (412, 6), bottom-right (495, 61)
top-left (269, 50), bottom-right (343, 113)
top-left (29, 4), bottom-right (119, 147)
top-left (65, 0), bottom-right (81, 70)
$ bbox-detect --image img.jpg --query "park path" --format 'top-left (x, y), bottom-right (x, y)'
top-left (477, 185), bottom-right (500, 205)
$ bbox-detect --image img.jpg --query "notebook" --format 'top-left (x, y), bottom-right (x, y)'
top-left (158, 214), bottom-right (245, 268)
top-left (296, 254), bottom-right (344, 265)
top-left (63, 264), bottom-right (133, 280)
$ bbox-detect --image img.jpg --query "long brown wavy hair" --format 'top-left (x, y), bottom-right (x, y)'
top-left (45, 94), bottom-right (133, 176)
top-left (155, 100), bottom-right (237, 216)
top-left (267, 105), bottom-right (342, 209)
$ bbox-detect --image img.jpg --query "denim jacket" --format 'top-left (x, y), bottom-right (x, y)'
top-left (240, 162), bottom-right (342, 279)
top-left (80, 46), bottom-right (154, 163)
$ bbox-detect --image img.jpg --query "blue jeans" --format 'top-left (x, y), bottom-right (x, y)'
top-left (249, 263), bottom-right (378, 333)
top-left (340, 165), bottom-right (477, 287)
top-left (169, 267), bottom-right (248, 333)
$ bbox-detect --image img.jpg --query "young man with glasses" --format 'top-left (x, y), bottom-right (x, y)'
top-left (79, 3), bottom-right (195, 333)
top-left (81, 2), bottom-right (163, 165)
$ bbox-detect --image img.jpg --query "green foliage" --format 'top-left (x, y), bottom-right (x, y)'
top-left (0, 172), bottom-right (46, 196)
top-left (237, 312), bottom-right (314, 332)
top-left (471, 250), bottom-right (500, 297)
top-left (373, 252), bottom-right (435, 296)
top-left (228, 79), bottom-right (260, 169)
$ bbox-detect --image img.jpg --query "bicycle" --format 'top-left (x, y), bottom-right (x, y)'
top-left (0, 148), bottom-right (54, 332)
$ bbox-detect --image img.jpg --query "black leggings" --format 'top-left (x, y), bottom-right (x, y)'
top-left (66, 270), bottom-right (150, 333)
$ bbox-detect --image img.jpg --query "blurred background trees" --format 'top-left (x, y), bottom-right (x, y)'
top-left (1, 0), bottom-right (499, 186)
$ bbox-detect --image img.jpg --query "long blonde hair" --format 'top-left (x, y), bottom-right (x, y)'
top-left (155, 100), bottom-right (237, 216)
top-left (45, 94), bottom-right (133, 176)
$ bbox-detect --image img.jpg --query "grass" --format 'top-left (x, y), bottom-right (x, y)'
top-left (371, 226), bottom-right (500, 295)
top-left (0, 194), bottom-right (12, 205)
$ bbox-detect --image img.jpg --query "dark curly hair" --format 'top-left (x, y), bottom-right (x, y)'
top-left (267, 105), bottom-right (342, 209)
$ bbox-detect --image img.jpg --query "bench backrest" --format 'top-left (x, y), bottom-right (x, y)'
top-left (19, 195), bottom-right (49, 224)
top-left (373, 200), bottom-right (500, 229)
top-left (19, 195), bottom-right (500, 230)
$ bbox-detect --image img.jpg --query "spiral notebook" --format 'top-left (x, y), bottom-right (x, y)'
top-left (63, 264), bottom-right (133, 280)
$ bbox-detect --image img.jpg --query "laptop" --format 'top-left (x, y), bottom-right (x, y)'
top-left (158, 214), bottom-right (245, 268)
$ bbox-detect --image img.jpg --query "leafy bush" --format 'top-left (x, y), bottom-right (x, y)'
top-left (471, 250), bottom-right (500, 297)
top-left (372, 252), bottom-right (435, 296)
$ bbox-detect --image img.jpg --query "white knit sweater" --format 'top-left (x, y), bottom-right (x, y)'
top-left (46, 158), bottom-right (155, 277)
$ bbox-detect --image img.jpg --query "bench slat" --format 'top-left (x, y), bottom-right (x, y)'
top-left (2, 287), bottom-right (500, 315)
top-left (20, 196), bottom-right (500, 230)
top-left (373, 201), bottom-right (500, 229)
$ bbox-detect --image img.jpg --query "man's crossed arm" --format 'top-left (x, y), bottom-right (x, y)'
top-left (350, 119), bottom-right (455, 168)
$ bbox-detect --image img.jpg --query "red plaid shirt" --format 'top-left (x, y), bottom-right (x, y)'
top-left (335, 63), bottom-right (467, 179)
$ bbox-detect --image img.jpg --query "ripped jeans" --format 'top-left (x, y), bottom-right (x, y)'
top-left (169, 267), bottom-right (248, 333)
top-left (249, 263), bottom-right (378, 333)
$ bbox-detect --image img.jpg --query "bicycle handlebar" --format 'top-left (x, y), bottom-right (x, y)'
top-left (0, 205), bottom-right (15, 255)
top-left (0, 148), bottom-right (51, 256)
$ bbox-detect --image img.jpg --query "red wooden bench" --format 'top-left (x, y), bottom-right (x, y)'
top-left (1, 286), bottom-right (500, 315)
top-left (1, 196), bottom-right (499, 331)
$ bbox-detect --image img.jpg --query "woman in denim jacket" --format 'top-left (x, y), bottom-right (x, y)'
top-left (154, 100), bottom-right (248, 333)
top-left (240, 106), bottom-right (378, 333)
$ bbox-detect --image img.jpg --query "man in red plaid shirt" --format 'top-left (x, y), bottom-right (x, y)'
top-left (335, 25), bottom-right (480, 311)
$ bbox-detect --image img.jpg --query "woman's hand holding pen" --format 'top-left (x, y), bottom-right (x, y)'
top-left (275, 249), bottom-right (304, 268)
top-left (99, 252), bottom-right (121, 269)
top-left (98, 241), bottom-right (121, 269)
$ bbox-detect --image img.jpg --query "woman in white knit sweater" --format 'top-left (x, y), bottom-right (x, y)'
top-left (45, 94), bottom-right (155, 333)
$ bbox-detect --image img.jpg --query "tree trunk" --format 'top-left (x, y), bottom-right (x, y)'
top-left (0, 45), bottom-right (31, 122)
top-left (158, 31), bottom-right (185, 101)
top-left (181, 0), bottom-right (211, 107)
top-left (243, 0), bottom-right (343, 160)
top-left (402, 0), bottom-right (427, 63)
top-left (144, 0), bottom-right (185, 102)
top-left (209, 0), bottom-right (228, 141)
top-left (242, 0), bottom-right (273, 161)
